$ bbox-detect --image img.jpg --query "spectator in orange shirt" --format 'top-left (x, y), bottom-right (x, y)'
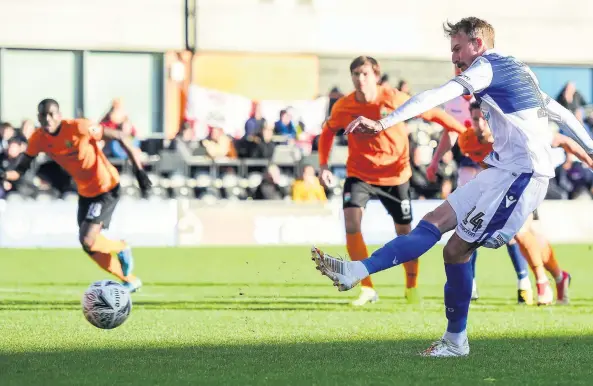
top-left (203, 125), bottom-right (237, 160)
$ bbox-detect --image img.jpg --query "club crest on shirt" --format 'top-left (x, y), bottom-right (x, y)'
top-left (65, 140), bottom-right (73, 148)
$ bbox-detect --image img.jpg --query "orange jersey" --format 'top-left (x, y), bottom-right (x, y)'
top-left (457, 128), bottom-right (493, 164)
top-left (319, 85), bottom-right (467, 186)
top-left (26, 119), bottom-right (119, 198)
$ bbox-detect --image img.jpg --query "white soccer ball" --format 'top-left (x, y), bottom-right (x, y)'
top-left (82, 280), bottom-right (132, 329)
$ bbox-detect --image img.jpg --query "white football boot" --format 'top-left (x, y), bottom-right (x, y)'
top-left (421, 337), bottom-right (470, 357)
top-left (311, 246), bottom-right (362, 292)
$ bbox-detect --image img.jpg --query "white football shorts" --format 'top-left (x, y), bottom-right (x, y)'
top-left (447, 167), bottom-right (549, 248)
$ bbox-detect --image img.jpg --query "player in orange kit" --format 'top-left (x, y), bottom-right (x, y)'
top-left (318, 56), bottom-right (467, 305)
top-left (428, 101), bottom-right (591, 304)
top-left (0, 99), bottom-right (151, 292)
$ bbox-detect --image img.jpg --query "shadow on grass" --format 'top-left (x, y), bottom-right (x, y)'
top-left (1, 336), bottom-right (592, 386)
top-left (3, 297), bottom-right (593, 312)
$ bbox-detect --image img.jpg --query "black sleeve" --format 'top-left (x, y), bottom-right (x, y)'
top-left (14, 153), bottom-right (34, 176)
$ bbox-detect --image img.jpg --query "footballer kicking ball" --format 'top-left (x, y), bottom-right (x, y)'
top-left (82, 280), bottom-right (132, 329)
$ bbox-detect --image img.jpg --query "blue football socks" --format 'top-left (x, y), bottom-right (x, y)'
top-left (506, 243), bottom-right (529, 280)
top-left (361, 220), bottom-right (441, 275)
top-left (444, 261), bottom-right (473, 333)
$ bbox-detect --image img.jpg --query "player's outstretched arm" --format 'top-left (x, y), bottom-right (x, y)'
top-left (544, 94), bottom-right (593, 156)
top-left (103, 128), bottom-right (152, 195)
top-left (378, 81), bottom-right (466, 130)
top-left (317, 125), bottom-right (337, 187)
top-left (345, 81), bottom-right (466, 135)
top-left (552, 133), bottom-right (593, 168)
top-left (420, 107), bottom-right (467, 134)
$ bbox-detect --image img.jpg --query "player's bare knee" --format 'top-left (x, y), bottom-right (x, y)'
top-left (79, 231), bottom-right (97, 254)
top-left (395, 223), bottom-right (411, 236)
top-left (423, 201), bottom-right (457, 233)
top-left (344, 220), bottom-right (362, 234)
top-left (343, 208), bottom-right (363, 234)
top-left (443, 242), bottom-right (462, 264)
top-left (443, 235), bottom-right (474, 264)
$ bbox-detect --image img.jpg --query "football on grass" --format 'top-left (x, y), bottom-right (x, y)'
top-left (82, 280), bottom-right (132, 329)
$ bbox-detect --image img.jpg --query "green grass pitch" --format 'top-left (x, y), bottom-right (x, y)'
top-left (1, 244), bottom-right (592, 385)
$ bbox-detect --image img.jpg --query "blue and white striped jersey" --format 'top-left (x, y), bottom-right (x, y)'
top-left (454, 50), bottom-right (555, 177)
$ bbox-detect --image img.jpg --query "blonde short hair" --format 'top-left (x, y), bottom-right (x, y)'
top-left (443, 17), bottom-right (495, 48)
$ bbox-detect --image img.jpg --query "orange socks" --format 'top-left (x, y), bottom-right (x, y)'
top-left (91, 234), bottom-right (127, 254)
top-left (89, 252), bottom-right (126, 281)
top-left (403, 260), bottom-right (419, 289)
top-left (541, 240), bottom-right (562, 281)
top-left (346, 232), bottom-right (374, 288)
top-left (86, 234), bottom-right (129, 282)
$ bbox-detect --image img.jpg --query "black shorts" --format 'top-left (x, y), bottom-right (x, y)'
top-left (343, 177), bottom-right (412, 224)
top-left (77, 185), bottom-right (121, 229)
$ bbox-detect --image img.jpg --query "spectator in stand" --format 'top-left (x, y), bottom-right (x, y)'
top-left (0, 137), bottom-right (25, 197)
top-left (106, 119), bottom-right (142, 160)
top-left (379, 74), bottom-right (390, 87)
top-left (274, 109), bottom-right (297, 140)
top-left (328, 87), bottom-right (344, 117)
top-left (99, 98), bottom-right (142, 160)
top-left (573, 108), bottom-right (592, 136)
top-left (437, 150), bottom-right (458, 188)
top-left (247, 122), bottom-right (276, 159)
top-left (253, 164), bottom-right (284, 200)
top-left (286, 106), bottom-right (305, 138)
top-left (19, 119), bottom-right (36, 141)
top-left (556, 81), bottom-right (587, 114)
top-left (170, 121), bottom-right (206, 155)
top-left (440, 178), bottom-right (453, 199)
top-left (409, 146), bottom-right (440, 199)
top-left (101, 98), bottom-right (138, 136)
top-left (584, 110), bottom-right (593, 130)
top-left (292, 164), bottom-right (327, 202)
top-left (202, 125), bottom-right (237, 160)
top-left (1, 122), bottom-right (15, 155)
top-left (397, 79), bottom-right (411, 94)
top-left (244, 102), bottom-right (266, 139)
top-left (555, 154), bottom-right (593, 199)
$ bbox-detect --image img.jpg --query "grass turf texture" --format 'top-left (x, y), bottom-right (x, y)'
top-left (0, 245), bottom-right (592, 385)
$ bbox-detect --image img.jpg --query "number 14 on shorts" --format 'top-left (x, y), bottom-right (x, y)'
top-left (463, 206), bottom-right (484, 233)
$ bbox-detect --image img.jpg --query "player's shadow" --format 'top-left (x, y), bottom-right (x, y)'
top-left (1, 335), bottom-right (593, 386)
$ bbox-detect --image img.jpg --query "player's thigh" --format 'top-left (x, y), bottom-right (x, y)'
top-left (452, 169), bottom-right (548, 249)
top-left (377, 181), bottom-right (412, 226)
top-left (79, 221), bottom-right (104, 248)
top-left (457, 166), bottom-right (481, 187)
top-left (343, 177), bottom-right (372, 233)
top-left (78, 186), bottom-right (121, 231)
